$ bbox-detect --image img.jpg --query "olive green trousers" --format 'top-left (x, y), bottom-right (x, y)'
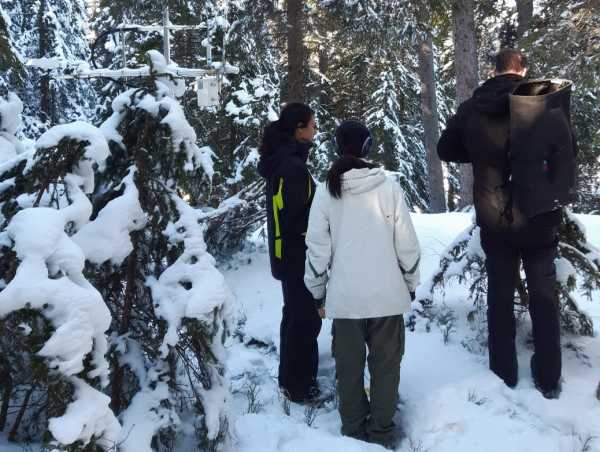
top-left (332, 315), bottom-right (405, 447)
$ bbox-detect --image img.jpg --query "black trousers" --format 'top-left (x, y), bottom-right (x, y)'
top-left (481, 226), bottom-right (561, 390)
top-left (279, 274), bottom-right (322, 399)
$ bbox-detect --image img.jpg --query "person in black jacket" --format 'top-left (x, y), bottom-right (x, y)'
top-left (257, 103), bottom-right (322, 403)
top-left (437, 49), bottom-right (565, 399)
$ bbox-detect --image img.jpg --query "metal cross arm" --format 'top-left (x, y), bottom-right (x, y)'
top-left (115, 23), bottom-right (209, 33)
top-left (56, 65), bottom-right (239, 80)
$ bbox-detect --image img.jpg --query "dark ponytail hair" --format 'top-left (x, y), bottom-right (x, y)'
top-left (326, 155), bottom-right (378, 199)
top-left (260, 103), bottom-right (315, 155)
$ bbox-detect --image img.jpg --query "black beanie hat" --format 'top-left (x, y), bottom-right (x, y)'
top-left (334, 120), bottom-right (373, 157)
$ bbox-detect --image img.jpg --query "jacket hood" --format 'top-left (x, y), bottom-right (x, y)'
top-left (257, 140), bottom-right (311, 178)
top-left (472, 74), bottom-right (524, 115)
top-left (342, 167), bottom-right (386, 195)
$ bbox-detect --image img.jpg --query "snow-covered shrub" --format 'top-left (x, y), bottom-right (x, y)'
top-left (416, 212), bottom-right (600, 340)
top-left (202, 181), bottom-right (265, 259)
top-left (0, 106), bottom-right (119, 449)
top-left (83, 51), bottom-right (232, 451)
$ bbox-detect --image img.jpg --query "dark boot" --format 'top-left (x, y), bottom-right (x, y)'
top-left (531, 354), bottom-right (561, 399)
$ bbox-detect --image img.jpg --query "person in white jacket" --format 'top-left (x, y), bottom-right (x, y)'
top-left (304, 120), bottom-right (420, 448)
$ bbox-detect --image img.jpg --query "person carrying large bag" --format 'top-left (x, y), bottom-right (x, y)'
top-left (437, 49), bottom-right (577, 399)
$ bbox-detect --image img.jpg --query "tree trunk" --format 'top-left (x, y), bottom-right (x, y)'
top-left (418, 35), bottom-right (446, 213)
top-left (516, 0), bottom-right (534, 39)
top-left (37, 0), bottom-right (53, 124)
top-left (452, 0), bottom-right (479, 209)
top-left (285, 0), bottom-right (305, 103)
top-left (110, 235), bottom-right (139, 413)
top-left (0, 357), bottom-right (11, 431)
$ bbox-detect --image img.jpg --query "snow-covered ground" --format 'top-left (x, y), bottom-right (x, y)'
top-left (224, 212), bottom-right (600, 452)
top-left (1, 212), bottom-right (598, 452)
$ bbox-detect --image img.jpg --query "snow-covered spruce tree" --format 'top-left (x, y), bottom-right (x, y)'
top-left (182, 0), bottom-right (281, 256)
top-left (315, 0), bottom-right (430, 209)
top-left (84, 51), bottom-right (232, 451)
top-left (366, 67), bottom-right (429, 210)
top-left (90, 0), bottom-right (219, 118)
top-left (3, 0), bottom-right (96, 133)
top-left (0, 4), bottom-right (26, 95)
top-left (433, 43), bottom-right (461, 211)
top-left (209, 0), bottom-right (280, 194)
top-left (90, 0), bottom-right (156, 117)
top-left (474, 0), bottom-right (517, 81)
top-left (0, 2), bottom-right (37, 135)
top-left (0, 109), bottom-right (120, 449)
top-left (90, 1), bottom-right (265, 257)
top-left (415, 211), bottom-right (600, 339)
top-left (298, 1), bottom-right (339, 180)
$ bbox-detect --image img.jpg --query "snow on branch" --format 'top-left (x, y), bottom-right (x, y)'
top-left (0, 173), bottom-right (120, 449)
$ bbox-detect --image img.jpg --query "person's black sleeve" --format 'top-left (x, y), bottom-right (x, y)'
top-left (437, 105), bottom-right (471, 163)
top-left (281, 164), bottom-right (311, 239)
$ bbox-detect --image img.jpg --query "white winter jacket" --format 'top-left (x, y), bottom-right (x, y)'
top-left (304, 167), bottom-right (420, 319)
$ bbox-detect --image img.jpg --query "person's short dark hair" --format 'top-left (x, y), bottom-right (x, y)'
top-left (495, 49), bottom-right (527, 74)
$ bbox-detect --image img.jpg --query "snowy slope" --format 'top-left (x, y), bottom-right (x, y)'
top-left (223, 213), bottom-right (600, 452)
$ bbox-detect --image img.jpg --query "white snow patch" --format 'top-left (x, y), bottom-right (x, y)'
top-left (99, 83), bottom-right (214, 179)
top-left (48, 377), bottom-right (121, 450)
top-left (73, 167), bottom-right (146, 265)
top-left (0, 134), bottom-right (25, 163)
top-left (18, 322), bottom-right (32, 335)
top-left (36, 121), bottom-right (110, 166)
top-left (119, 381), bottom-right (176, 452)
top-left (0, 92), bottom-right (23, 136)
top-left (35, 122), bottom-right (110, 193)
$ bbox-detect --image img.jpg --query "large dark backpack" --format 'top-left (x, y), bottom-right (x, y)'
top-left (509, 79), bottom-right (577, 218)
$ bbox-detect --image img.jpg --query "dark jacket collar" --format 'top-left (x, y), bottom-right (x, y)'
top-left (257, 140), bottom-right (311, 178)
top-left (472, 74), bottom-right (524, 116)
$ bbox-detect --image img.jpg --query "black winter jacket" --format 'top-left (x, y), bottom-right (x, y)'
top-left (258, 140), bottom-right (316, 280)
top-left (437, 74), bottom-right (564, 232)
